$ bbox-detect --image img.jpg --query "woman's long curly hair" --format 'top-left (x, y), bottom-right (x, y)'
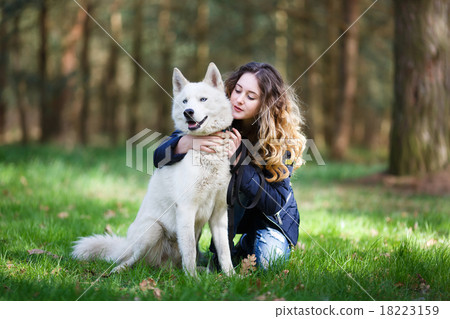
top-left (224, 62), bottom-right (306, 183)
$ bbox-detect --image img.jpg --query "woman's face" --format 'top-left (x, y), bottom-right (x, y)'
top-left (230, 72), bottom-right (262, 121)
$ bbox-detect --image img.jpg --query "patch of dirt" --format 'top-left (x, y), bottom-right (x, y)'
top-left (352, 166), bottom-right (450, 196)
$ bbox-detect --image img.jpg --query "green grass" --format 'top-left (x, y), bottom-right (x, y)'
top-left (0, 144), bottom-right (448, 301)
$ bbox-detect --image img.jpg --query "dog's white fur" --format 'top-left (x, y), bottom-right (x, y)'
top-left (72, 63), bottom-right (234, 276)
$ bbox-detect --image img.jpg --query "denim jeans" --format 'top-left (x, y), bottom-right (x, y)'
top-left (209, 192), bottom-right (291, 270)
top-left (231, 192), bottom-right (291, 269)
top-left (237, 227), bottom-right (291, 269)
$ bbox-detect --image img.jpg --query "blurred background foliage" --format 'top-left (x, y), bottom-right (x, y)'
top-left (0, 0), bottom-right (448, 176)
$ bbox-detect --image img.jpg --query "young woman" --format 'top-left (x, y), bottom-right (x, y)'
top-left (153, 62), bottom-right (306, 269)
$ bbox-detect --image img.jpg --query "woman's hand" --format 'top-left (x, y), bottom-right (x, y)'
top-left (175, 129), bottom-right (242, 164)
top-left (174, 134), bottom-right (226, 154)
top-left (227, 128), bottom-right (242, 164)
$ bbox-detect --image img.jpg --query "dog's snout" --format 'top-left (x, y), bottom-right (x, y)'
top-left (183, 108), bottom-right (195, 119)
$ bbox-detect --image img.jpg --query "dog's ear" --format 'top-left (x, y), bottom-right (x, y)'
top-left (173, 68), bottom-right (189, 96)
top-left (203, 62), bottom-right (224, 91)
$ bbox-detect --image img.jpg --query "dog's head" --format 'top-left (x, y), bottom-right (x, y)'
top-left (172, 63), bottom-right (233, 136)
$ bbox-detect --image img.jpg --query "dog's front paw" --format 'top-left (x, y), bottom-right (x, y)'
top-left (224, 268), bottom-right (236, 277)
top-left (110, 264), bottom-right (128, 274)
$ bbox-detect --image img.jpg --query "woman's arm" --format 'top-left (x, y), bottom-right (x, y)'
top-left (153, 130), bottom-right (228, 168)
top-left (153, 130), bottom-right (186, 168)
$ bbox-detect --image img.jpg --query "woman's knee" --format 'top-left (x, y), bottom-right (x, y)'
top-left (254, 228), bottom-right (290, 269)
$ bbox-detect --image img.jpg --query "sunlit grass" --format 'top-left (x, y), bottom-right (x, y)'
top-left (0, 145), bottom-right (448, 300)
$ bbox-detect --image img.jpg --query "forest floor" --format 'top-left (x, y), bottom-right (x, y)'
top-left (0, 145), bottom-right (448, 301)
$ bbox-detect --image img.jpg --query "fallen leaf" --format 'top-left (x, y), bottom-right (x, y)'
top-left (139, 277), bottom-right (157, 292)
top-left (57, 212), bottom-right (69, 219)
top-left (394, 282), bottom-right (404, 288)
top-left (20, 176), bottom-right (28, 187)
top-left (51, 267), bottom-right (62, 275)
top-left (294, 283), bottom-right (305, 290)
top-left (426, 239), bottom-right (437, 247)
top-left (255, 278), bottom-right (261, 289)
top-left (153, 288), bottom-right (162, 300)
top-left (255, 294), bottom-right (267, 301)
top-left (104, 210), bottom-right (116, 219)
top-left (255, 291), bottom-right (272, 301)
top-left (75, 282), bottom-right (82, 294)
top-left (240, 254), bottom-right (257, 275)
top-left (104, 224), bottom-right (114, 235)
top-left (416, 274), bottom-right (430, 294)
top-left (27, 249), bottom-right (60, 259)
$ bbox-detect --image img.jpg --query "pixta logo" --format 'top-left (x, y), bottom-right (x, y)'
top-left (126, 129), bottom-right (170, 175)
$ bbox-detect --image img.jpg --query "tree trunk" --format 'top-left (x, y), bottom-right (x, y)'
top-left (79, 2), bottom-right (92, 145)
top-left (12, 13), bottom-right (29, 144)
top-left (331, 0), bottom-right (360, 159)
top-left (389, 0), bottom-right (449, 175)
top-left (322, 0), bottom-right (340, 148)
top-left (0, 3), bottom-right (7, 143)
top-left (153, 0), bottom-right (175, 134)
top-left (52, 5), bottom-right (86, 142)
top-left (100, 1), bottom-right (122, 144)
top-left (38, 0), bottom-right (49, 142)
top-left (275, 0), bottom-right (288, 79)
top-left (127, 0), bottom-right (143, 138)
top-left (195, 0), bottom-right (209, 79)
top-left (241, 0), bottom-right (254, 63)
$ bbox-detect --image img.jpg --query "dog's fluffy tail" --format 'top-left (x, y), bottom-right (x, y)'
top-left (72, 234), bottom-right (131, 263)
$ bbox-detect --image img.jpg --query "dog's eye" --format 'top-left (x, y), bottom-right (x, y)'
top-left (200, 97), bottom-right (207, 102)
top-left (182, 99), bottom-right (188, 104)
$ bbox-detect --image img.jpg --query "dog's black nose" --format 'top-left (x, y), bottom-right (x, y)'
top-left (183, 109), bottom-right (195, 119)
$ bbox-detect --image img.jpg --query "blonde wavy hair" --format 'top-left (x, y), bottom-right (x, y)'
top-left (225, 62), bottom-right (306, 183)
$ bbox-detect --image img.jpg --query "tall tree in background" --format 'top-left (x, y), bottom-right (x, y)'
top-left (38, 0), bottom-right (49, 142)
top-left (389, 0), bottom-right (449, 175)
top-left (275, 0), bottom-right (288, 78)
top-left (153, 0), bottom-right (175, 134)
top-left (100, 0), bottom-right (122, 144)
top-left (301, 0), bottom-right (320, 140)
top-left (322, 0), bottom-right (340, 148)
top-left (241, 0), bottom-right (254, 62)
top-left (12, 12), bottom-right (29, 144)
top-left (331, 0), bottom-right (360, 159)
top-left (53, 6), bottom-right (87, 140)
top-left (78, 1), bottom-right (92, 145)
top-left (194, 0), bottom-right (209, 79)
top-left (127, 0), bottom-right (143, 138)
top-left (0, 2), bottom-right (7, 143)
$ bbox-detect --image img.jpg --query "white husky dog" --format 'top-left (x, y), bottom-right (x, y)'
top-left (72, 63), bottom-right (235, 276)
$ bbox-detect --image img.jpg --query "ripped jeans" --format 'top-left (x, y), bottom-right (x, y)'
top-left (236, 227), bottom-right (291, 269)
